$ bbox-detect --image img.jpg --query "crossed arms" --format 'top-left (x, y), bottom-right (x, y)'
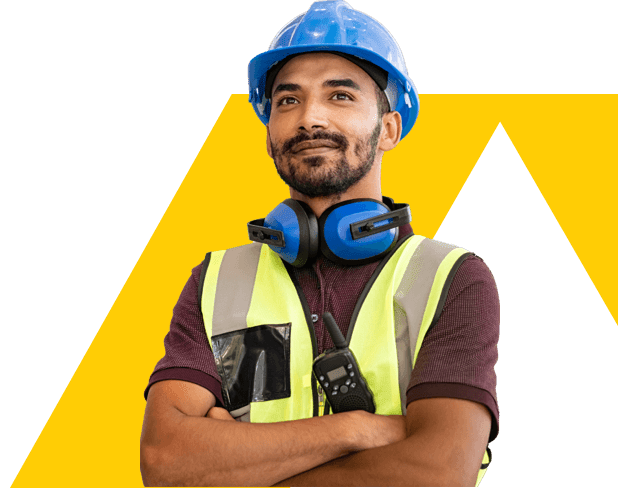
top-left (140, 379), bottom-right (491, 487)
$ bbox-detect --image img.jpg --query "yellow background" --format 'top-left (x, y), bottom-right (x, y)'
top-left (12, 94), bottom-right (618, 487)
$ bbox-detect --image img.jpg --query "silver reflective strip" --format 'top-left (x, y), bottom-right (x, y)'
top-left (394, 238), bottom-right (458, 413)
top-left (394, 300), bottom-right (412, 414)
top-left (212, 243), bottom-right (262, 336)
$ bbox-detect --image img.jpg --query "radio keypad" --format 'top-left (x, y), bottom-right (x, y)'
top-left (325, 362), bottom-right (359, 397)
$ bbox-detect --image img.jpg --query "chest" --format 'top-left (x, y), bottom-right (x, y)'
top-left (292, 256), bottom-right (380, 354)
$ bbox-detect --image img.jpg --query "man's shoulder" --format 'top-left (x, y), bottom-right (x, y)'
top-left (443, 251), bottom-right (499, 313)
top-left (193, 242), bottom-right (264, 277)
top-left (454, 252), bottom-right (497, 286)
top-left (416, 237), bottom-right (495, 273)
top-left (415, 235), bottom-right (469, 252)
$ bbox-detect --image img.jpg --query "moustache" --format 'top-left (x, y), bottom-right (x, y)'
top-left (281, 131), bottom-right (349, 155)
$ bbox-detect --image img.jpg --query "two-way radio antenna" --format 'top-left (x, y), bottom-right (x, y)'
top-left (322, 312), bottom-right (348, 350)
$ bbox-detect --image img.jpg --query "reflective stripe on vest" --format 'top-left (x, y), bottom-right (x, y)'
top-left (200, 234), bottom-right (490, 484)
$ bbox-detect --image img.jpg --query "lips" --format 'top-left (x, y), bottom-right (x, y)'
top-left (292, 140), bottom-right (340, 153)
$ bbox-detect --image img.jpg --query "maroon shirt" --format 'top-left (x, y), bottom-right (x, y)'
top-left (145, 223), bottom-right (500, 442)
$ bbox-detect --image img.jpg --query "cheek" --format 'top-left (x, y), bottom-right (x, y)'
top-left (267, 117), bottom-right (289, 143)
top-left (332, 105), bottom-right (377, 138)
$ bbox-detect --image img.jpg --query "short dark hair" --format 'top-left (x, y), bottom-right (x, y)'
top-left (375, 84), bottom-right (390, 120)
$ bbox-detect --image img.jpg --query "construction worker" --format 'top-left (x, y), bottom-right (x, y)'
top-left (140, 1), bottom-right (499, 486)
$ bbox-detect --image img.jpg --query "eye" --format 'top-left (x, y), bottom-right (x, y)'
top-left (276, 96), bottom-right (298, 106)
top-left (331, 92), bottom-right (353, 101)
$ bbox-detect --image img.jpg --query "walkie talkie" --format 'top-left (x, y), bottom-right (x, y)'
top-left (312, 312), bottom-right (375, 414)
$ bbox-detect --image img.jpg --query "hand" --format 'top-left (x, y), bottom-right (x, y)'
top-left (206, 406), bottom-right (235, 421)
top-left (348, 410), bottom-right (407, 451)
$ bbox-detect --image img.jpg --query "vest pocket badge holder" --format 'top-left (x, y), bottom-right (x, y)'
top-left (210, 323), bottom-right (292, 414)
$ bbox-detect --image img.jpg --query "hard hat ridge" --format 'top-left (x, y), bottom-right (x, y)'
top-left (248, 0), bottom-right (420, 140)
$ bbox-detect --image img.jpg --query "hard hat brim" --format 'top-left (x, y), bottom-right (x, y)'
top-left (248, 44), bottom-right (419, 140)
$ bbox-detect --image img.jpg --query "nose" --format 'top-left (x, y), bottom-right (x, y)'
top-left (296, 96), bottom-right (329, 133)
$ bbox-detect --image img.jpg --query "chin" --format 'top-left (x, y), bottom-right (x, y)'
top-left (299, 155), bottom-right (327, 167)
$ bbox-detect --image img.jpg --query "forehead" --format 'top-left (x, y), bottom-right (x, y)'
top-left (273, 52), bottom-right (375, 90)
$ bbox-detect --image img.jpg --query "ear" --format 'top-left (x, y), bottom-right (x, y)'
top-left (266, 125), bottom-right (273, 158)
top-left (378, 110), bottom-right (402, 152)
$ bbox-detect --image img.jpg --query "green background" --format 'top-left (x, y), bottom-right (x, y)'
top-left (0, 0), bottom-right (618, 487)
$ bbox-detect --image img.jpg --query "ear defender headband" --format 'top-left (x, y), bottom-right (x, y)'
top-left (247, 196), bottom-right (412, 267)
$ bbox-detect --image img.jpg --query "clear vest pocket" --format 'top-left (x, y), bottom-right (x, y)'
top-left (211, 323), bottom-right (292, 412)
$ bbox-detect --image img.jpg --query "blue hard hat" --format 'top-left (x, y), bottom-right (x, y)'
top-left (248, 0), bottom-right (420, 141)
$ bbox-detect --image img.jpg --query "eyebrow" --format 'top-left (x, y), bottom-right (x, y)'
top-left (323, 78), bottom-right (361, 91)
top-left (272, 78), bottom-right (361, 96)
top-left (273, 83), bottom-right (302, 95)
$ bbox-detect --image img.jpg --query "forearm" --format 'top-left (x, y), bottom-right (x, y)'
top-left (141, 409), bottom-right (359, 487)
top-left (273, 432), bottom-right (454, 487)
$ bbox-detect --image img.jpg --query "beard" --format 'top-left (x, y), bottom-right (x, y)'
top-left (269, 121), bottom-right (382, 198)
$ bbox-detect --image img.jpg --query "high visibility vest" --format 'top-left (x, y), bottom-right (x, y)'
top-left (200, 233), bottom-right (491, 485)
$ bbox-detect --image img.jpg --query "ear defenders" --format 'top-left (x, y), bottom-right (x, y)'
top-left (247, 196), bottom-right (412, 267)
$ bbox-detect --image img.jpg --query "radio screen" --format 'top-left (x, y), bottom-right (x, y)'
top-left (327, 366), bottom-right (347, 382)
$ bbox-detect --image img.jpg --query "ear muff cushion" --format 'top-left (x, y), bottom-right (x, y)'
top-left (262, 199), bottom-right (318, 267)
top-left (319, 198), bottom-right (398, 266)
top-left (283, 199), bottom-right (319, 267)
top-left (263, 202), bottom-right (300, 265)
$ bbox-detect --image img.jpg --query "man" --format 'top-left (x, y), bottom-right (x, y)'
top-left (140, 1), bottom-right (499, 486)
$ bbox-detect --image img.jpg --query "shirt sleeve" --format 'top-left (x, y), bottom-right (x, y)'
top-left (144, 261), bottom-right (225, 407)
top-left (406, 254), bottom-right (500, 442)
